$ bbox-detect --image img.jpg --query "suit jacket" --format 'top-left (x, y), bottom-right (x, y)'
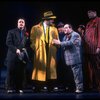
top-left (61, 31), bottom-right (82, 66)
top-left (85, 17), bottom-right (100, 54)
top-left (6, 28), bottom-right (29, 62)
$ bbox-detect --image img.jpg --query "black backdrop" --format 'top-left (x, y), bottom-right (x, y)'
top-left (0, 0), bottom-right (100, 75)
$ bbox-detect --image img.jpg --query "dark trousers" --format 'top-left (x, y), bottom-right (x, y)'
top-left (57, 58), bottom-right (69, 88)
top-left (5, 59), bottom-right (26, 90)
top-left (84, 54), bottom-right (100, 91)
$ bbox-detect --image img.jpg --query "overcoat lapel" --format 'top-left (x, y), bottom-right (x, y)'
top-left (15, 29), bottom-right (21, 42)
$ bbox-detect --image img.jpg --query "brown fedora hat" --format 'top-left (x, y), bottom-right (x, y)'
top-left (42, 11), bottom-right (56, 20)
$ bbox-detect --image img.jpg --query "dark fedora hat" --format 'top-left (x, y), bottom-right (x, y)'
top-left (42, 11), bottom-right (56, 20)
top-left (78, 25), bottom-right (85, 30)
top-left (87, 7), bottom-right (98, 12)
top-left (57, 22), bottom-right (64, 28)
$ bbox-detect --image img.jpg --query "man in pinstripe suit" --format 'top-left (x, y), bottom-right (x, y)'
top-left (52, 24), bottom-right (83, 93)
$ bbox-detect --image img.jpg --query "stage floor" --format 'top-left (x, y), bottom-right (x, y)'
top-left (0, 89), bottom-right (100, 99)
top-left (0, 69), bottom-right (100, 99)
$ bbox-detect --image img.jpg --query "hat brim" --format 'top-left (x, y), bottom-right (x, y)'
top-left (42, 16), bottom-right (56, 20)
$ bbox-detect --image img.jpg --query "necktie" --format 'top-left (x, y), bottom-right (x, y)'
top-left (46, 26), bottom-right (49, 43)
top-left (20, 31), bottom-right (23, 40)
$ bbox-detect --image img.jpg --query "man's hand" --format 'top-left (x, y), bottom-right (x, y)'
top-left (16, 49), bottom-right (21, 55)
top-left (52, 39), bottom-right (61, 45)
top-left (96, 48), bottom-right (100, 54)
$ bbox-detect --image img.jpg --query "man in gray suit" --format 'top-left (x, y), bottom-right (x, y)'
top-left (53, 24), bottom-right (83, 93)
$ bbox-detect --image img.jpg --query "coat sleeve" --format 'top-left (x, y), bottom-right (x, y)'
top-left (61, 33), bottom-right (81, 48)
top-left (97, 18), bottom-right (100, 48)
top-left (55, 28), bottom-right (59, 40)
top-left (6, 30), bottom-right (17, 53)
top-left (30, 26), bottom-right (36, 52)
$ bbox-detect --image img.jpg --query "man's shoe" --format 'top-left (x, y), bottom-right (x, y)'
top-left (7, 90), bottom-right (14, 93)
top-left (43, 86), bottom-right (47, 90)
top-left (32, 86), bottom-right (35, 90)
top-left (19, 90), bottom-right (23, 94)
top-left (75, 89), bottom-right (83, 93)
top-left (53, 87), bottom-right (59, 92)
top-left (41, 86), bottom-right (48, 92)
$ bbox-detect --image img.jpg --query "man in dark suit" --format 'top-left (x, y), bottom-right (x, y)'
top-left (84, 9), bottom-right (100, 92)
top-left (5, 18), bottom-right (29, 93)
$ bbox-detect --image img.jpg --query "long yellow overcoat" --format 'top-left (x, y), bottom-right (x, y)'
top-left (30, 22), bottom-right (59, 81)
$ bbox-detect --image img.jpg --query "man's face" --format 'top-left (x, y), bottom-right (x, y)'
top-left (87, 10), bottom-right (97, 19)
top-left (46, 19), bottom-right (54, 26)
top-left (64, 24), bottom-right (71, 34)
top-left (77, 27), bottom-right (82, 33)
top-left (17, 19), bottom-right (25, 30)
top-left (58, 27), bottom-right (64, 33)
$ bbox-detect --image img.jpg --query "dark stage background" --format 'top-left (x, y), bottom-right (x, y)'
top-left (0, 0), bottom-right (100, 86)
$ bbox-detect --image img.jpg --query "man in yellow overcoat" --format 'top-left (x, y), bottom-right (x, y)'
top-left (30, 11), bottom-right (59, 92)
